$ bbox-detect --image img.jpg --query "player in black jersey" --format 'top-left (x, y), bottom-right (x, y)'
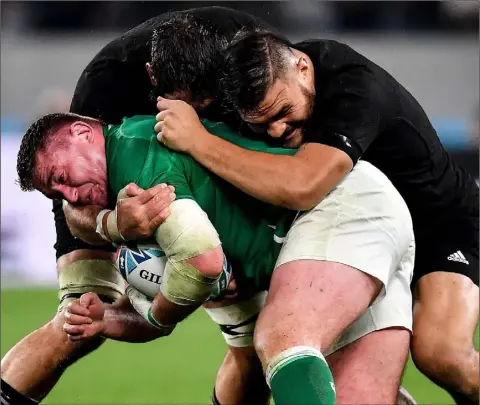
top-left (156, 30), bottom-right (479, 404)
top-left (0, 10), bottom-right (273, 405)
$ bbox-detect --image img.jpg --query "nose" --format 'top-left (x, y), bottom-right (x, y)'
top-left (54, 185), bottom-right (78, 204)
top-left (267, 121), bottom-right (287, 138)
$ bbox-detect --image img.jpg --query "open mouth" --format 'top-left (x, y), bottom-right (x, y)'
top-left (285, 127), bottom-right (299, 142)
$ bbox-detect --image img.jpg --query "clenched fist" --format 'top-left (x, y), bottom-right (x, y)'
top-left (154, 97), bottom-right (209, 153)
top-left (116, 183), bottom-right (175, 240)
top-left (63, 293), bottom-right (106, 341)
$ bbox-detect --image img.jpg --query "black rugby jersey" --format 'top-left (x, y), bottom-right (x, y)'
top-left (297, 39), bottom-right (478, 234)
top-left (70, 6), bottom-right (272, 124)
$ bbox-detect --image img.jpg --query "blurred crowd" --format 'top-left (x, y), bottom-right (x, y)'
top-left (2, 1), bottom-right (479, 35)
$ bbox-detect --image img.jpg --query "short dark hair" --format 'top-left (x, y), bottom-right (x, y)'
top-left (150, 14), bottom-right (227, 103)
top-left (16, 112), bottom-right (90, 192)
top-left (220, 29), bottom-right (293, 116)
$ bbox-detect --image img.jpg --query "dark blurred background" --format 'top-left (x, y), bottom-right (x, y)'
top-left (2, 1), bottom-right (478, 34)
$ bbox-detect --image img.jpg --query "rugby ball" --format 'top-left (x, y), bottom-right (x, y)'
top-left (115, 242), bottom-right (166, 299)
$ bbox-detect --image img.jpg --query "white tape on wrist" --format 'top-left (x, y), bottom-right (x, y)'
top-left (106, 207), bottom-right (126, 243)
top-left (126, 285), bottom-right (176, 335)
top-left (95, 209), bottom-right (112, 242)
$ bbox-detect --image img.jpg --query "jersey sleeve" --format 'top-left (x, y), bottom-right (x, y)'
top-left (305, 65), bottom-right (389, 165)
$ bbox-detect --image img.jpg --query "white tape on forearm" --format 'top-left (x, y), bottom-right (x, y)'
top-left (160, 259), bottom-right (220, 306)
top-left (154, 199), bottom-right (221, 261)
top-left (154, 199), bottom-right (222, 306)
top-left (204, 291), bottom-right (267, 347)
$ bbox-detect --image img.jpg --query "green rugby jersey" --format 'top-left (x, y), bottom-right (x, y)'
top-left (104, 116), bottom-right (296, 289)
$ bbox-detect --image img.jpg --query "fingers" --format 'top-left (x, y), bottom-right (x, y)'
top-left (63, 323), bottom-right (87, 339)
top-left (145, 187), bottom-right (175, 216)
top-left (124, 183), bottom-right (145, 197)
top-left (66, 300), bottom-right (90, 316)
top-left (150, 207), bottom-right (171, 229)
top-left (135, 183), bottom-right (170, 204)
top-left (64, 310), bottom-right (92, 325)
top-left (155, 110), bottom-right (168, 123)
top-left (156, 97), bottom-right (172, 112)
top-left (155, 122), bottom-right (163, 136)
top-left (79, 292), bottom-right (99, 308)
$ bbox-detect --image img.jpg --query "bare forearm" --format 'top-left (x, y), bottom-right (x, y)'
top-left (192, 134), bottom-right (352, 210)
top-left (102, 296), bottom-right (164, 342)
top-left (192, 132), bottom-right (304, 209)
top-left (64, 204), bottom-right (109, 246)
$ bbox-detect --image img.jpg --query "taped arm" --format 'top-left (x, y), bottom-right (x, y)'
top-left (149, 199), bottom-right (225, 327)
top-left (101, 295), bottom-right (167, 342)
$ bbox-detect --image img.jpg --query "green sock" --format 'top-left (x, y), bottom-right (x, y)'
top-left (268, 347), bottom-right (336, 405)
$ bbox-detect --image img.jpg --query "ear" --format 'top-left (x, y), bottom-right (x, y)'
top-left (196, 97), bottom-right (214, 110)
top-left (146, 63), bottom-right (157, 86)
top-left (70, 121), bottom-right (94, 143)
top-left (296, 56), bottom-right (309, 76)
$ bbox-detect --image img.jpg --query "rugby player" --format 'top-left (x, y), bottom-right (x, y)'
top-left (1, 9), bottom-right (276, 405)
top-left (154, 30), bottom-right (479, 405)
top-left (17, 112), bottom-right (415, 404)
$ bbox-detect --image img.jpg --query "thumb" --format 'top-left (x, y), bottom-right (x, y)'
top-left (156, 96), bottom-right (173, 111)
top-left (124, 183), bottom-right (144, 198)
top-left (80, 292), bottom-right (97, 308)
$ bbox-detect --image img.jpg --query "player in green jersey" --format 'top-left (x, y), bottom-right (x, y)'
top-left (17, 113), bottom-right (415, 405)
top-left (105, 116), bottom-right (295, 289)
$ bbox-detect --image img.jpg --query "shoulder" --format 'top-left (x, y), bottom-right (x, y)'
top-left (106, 117), bottom-right (172, 186)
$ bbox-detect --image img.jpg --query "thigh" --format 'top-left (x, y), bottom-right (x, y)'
top-left (53, 199), bottom-right (123, 311)
top-left (326, 239), bottom-right (414, 355)
top-left (255, 260), bottom-right (381, 363)
top-left (275, 161), bottom-right (414, 302)
top-left (327, 328), bottom-right (410, 405)
top-left (57, 250), bottom-right (124, 312)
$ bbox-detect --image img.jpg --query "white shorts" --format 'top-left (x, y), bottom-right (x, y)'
top-left (275, 161), bottom-right (415, 353)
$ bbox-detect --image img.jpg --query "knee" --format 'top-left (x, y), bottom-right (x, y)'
top-left (253, 325), bottom-right (272, 365)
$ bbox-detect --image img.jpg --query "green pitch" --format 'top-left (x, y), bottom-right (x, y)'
top-left (1, 289), bottom-right (476, 404)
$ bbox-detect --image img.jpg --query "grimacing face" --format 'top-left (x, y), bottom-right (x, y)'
top-left (34, 121), bottom-right (109, 206)
top-left (243, 50), bottom-right (315, 149)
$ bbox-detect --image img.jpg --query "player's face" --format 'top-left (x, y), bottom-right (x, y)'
top-left (34, 123), bottom-right (108, 206)
top-left (242, 54), bottom-right (315, 149)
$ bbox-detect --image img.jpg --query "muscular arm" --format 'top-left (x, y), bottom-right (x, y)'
top-left (165, 62), bottom-right (386, 211)
top-left (101, 296), bottom-right (165, 342)
top-left (190, 132), bottom-right (352, 211)
top-left (63, 203), bottom-right (107, 246)
top-left (148, 199), bottom-right (225, 327)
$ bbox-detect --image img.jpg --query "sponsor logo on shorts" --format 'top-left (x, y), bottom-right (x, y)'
top-left (447, 250), bottom-right (469, 265)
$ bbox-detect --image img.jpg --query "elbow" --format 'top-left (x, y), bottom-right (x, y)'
top-left (283, 180), bottom-right (324, 211)
top-left (186, 246), bottom-right (224, 279)
top-left (284, 157), bottom-right (352, 211)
